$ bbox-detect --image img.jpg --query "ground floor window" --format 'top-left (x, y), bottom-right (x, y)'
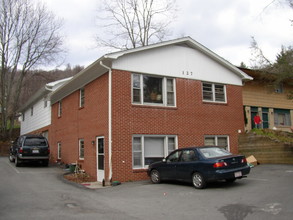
top-left (204, 135), bottom-right (229, 151)
top-left (57, 142), bottom-right (61, 160)
top-left (132, 135), bottom-right (177, 169)
top-left (274, 109), bottom-right (291, 127)
top-left (79, 139), bottom-right (84, 160)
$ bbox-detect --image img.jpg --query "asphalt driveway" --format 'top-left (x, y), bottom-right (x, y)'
top-left (0, 157), bottom-right (292, 220)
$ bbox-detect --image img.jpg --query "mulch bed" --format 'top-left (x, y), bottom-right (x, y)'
top-left (63, 173), bottom-right (96, 183)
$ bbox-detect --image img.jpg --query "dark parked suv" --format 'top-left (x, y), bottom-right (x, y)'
top-left (9, 134), bottom-right (50, 167)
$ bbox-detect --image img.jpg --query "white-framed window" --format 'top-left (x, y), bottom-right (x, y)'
top-left (79, 139), bottom-right (84, 160)
top-left (202, 82), bottom-right (226, 103)
top-left (57, 142), bottom-right (61, 160)
top-left (204, 135), bottom-right (230, 151)
top-left (274, 109), bottom-right (291, 126)
top-left (30, 106), bottom-right (34, 116)
top-left (132, 73), bottom-right (176, 107)
top-left (132, 135), bottom-right (177, 169)
top-left (79, 88), bottom-right (85, 108)
top-left (58, 101), bottom-right (62, 117)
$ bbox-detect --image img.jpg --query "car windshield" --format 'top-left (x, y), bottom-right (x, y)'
top-left (199, 147), bottom-right (231, 158)
top-left (24, 137), bottom-right (47, 146)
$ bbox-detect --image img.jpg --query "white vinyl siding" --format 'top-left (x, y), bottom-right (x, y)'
top-left (20, 100), bottom-right (51, 135)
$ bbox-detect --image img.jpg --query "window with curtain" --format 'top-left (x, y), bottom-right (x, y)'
top-left (132, 135), bottom-right (177, 168)
top-left (132, 73), bottom-right (175, 107)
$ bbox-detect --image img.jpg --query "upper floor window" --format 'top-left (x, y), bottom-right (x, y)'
top-left (30, 106), bottom-right (34, 116)
top-left (22, 112), bottom-right (25, 121)
top-left (132, 73), bottom-right (175, 107)
top-left (58, 101), bottom-right (62, 117)
top-left (79, 88), bottom-right (85, 108)
top-left (202, 82), bottom-right (226, 103)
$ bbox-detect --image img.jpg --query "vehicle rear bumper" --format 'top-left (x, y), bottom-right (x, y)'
top-left (18, 155), bottom-right (49, 160)
top-left (207, 165), bottom-right (251, 181)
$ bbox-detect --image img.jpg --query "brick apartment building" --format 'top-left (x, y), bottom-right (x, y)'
top-left (44, 37), bottom-right (252, 184)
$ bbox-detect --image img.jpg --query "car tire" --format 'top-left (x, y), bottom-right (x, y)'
top-left (9, 154), bottom-right (15, 163)
top-left (15, 156), bottom-right (21, 167)
top-left (42, 160), bottom-right (49, 167)
top-left (192, 172), bottom-right (206, 189)
top-left (150, 169), bottom-right (161, 184)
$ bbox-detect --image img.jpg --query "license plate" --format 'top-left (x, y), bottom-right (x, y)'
top-left (32, 149), bottom-right (39, 153)
top-left (234, 171), bottom-right (242, 178)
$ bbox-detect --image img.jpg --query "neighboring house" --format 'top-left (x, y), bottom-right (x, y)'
top-left (47, 37), bottom-right (252, 184)
top-left (240, 67), bottom-right (293, 132)
top-left (19, 77), bottom-right (72, 138)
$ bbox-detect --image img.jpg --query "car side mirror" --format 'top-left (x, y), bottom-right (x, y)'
top-left (162, 158), bottom-right (166, 162)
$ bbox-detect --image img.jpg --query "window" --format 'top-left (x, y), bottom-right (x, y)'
top-left (44, 97), bottom-right (48, 108)
top-left (275, 83), bottom-right (284, 93)
top-left (58, 101), bottom-right (62, 117)
top-left (30, 106), bottom-right (34, 116)
top-left (57, 142), bottom-right (61, 159)
top-left (79, 139), bottom-right (84, 160)
top-left (79, 88), bottom-right (85, 108)
top-left (204, 135), bottom-right (229, 151)
top-left (202, 82), bottom-right (226, 103)
top-left (132, 73), bottom-right (175, 106)
top-left (132, 135), bottom-right (177, 168)
top-left (22, 112), bottom-right (25, 121)
top-left (274, 109), bottom-right (291, 126)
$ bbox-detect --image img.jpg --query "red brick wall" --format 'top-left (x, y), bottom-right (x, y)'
top-left (50, 69), bottom-right (245, 183)
top-left (111, 70), bottom-right (245, 182)
top-left (50, 73), bottom-right (109, 180)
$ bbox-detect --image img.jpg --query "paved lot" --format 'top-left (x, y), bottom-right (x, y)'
top-left (0, 156), bottom-right (293, 220)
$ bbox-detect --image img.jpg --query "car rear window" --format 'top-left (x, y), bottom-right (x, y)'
top-left (24, 137), bottom-right (47, 146)
top-left (199, 147), bottom-right (231, 158)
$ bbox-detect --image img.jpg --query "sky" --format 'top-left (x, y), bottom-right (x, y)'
top-left (38, 0), bottom-right (293, 69)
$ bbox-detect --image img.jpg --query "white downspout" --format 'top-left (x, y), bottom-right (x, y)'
top-left (100, 60), bottom-right (112, 183)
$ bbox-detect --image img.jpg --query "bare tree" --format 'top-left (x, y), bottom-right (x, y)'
top-left (96, 0), bottom-right (177, 50)
top-left (0, 0), bottom-right (64, 139)
top-left (249, 37), bottom-right (293, 100)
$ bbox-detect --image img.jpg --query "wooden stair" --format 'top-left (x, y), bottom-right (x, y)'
top-left (238, 133), bottom-right (293, 164)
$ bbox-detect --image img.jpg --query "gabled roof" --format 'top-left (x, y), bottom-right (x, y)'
top-left (50, 37), bottom-right (253, 104)
top-left (18, 77), bottom-right (72, 112)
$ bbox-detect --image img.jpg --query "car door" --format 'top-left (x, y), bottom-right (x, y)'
top-left (159, 150), bottom-right (182, 180)
top-left (176, 149), bottom-right (200, 181)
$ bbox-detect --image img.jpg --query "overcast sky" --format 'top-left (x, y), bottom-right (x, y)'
top-left (39, 0), bottom-right (293, 69)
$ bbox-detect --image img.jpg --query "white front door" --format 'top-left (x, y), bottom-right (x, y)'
top-left (96, 137), bottom-right (105, 182)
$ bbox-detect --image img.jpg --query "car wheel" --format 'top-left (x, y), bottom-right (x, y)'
top-left (192, 172), bottom-right (206, 189)
top-left (150, 169), bottom-right (161, 184)
top-left (42, 160), bottom-right (49, 167)
top-left (9, 154), bottom-right (15, 163)
top-left (15, 156), bottom-right (21, 167)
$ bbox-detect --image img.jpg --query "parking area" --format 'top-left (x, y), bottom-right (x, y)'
top-left (0, 157), bottom-right (293, 220)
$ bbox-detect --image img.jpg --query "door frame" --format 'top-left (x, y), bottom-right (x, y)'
top-left (96, 136), bottom-right (105, 183)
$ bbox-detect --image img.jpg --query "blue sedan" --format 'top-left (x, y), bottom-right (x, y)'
top-left (147, 146), bottom-right (250, 189)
